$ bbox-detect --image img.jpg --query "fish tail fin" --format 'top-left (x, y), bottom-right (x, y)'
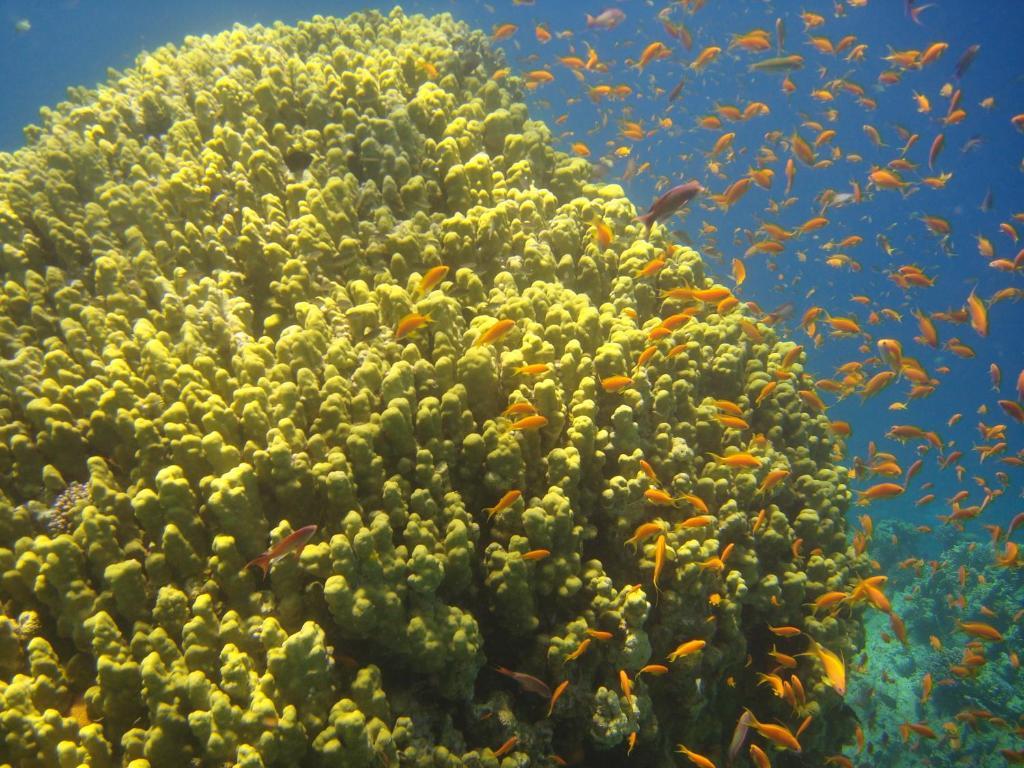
top-left (245, 554), bottom-right (271, 578)
top-left (910, 3), bottom-right (934, 24)
top-left (633, 212), bottom-right (654, 234)
top-left (585, 14), bottom-right (595, 26)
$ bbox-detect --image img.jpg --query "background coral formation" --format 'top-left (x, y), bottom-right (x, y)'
top-left (0, 8), bottom-right (867, 766)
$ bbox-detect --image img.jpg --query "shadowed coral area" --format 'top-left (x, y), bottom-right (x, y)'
top-left (0, 8), bottom-right (868, 766)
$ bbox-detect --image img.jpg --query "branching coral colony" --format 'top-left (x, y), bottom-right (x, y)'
top-left (0, 9), bottom-right (868, 767)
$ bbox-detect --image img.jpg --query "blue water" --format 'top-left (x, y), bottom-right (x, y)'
top-left (2, 0), bottom-right (1022, 765)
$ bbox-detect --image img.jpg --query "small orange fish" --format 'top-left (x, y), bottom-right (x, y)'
top-left (514, 363), bottom-right (550, 377)
top-left (416, 266), bottom-right (450, 296)
top-left (744, 708), bottom-right (802, 752)
top-left (676, 743), bottom-right (716, 768)
top-left (965, 290), bottom-right (988, 337)
top-left (395, 312), bottom-right (432, 339)
top-left (245, 524), bottom-right (318, 578)
top-left (691, 45), bottom-right (722, 70)
top-left (592, 216), bottom-right (612, 247)
top-left (491, 24), bottom-right (518, 41)
top-left (509, 415), bottom-right (548, 432)
top-left (804, 640), bottom-right (845, 695)
top-left (709, 452), bottom-right (763, 469)
top-left (547, 680), bottom-right (569, 715)
top-left (637, 41), bottom-right (671, 69)
top-left (502, 401), bottom-right (537, 417)
top-left (957, 620), bottom-right (1003, 641)
top-left (637, 663), bottom-right (670, 677)
top-left (523, 549), bottom-right (550, 561)
top-left (749, 744), bottom-right (771, 768)
top-left (493, 736), bottom-right (518, 758)
top-left (564, 637), bottom-right (591, 662)
top-left (758, 469), bottom-right (790, 495)
top-left (733, 262), bottom-right (749, 290)
top-left (474, 318), bottom-right (516, 347)
top-left (602, 375), bottom-right (635, 392)
top-left (619, 669), bottom-right (634, 704)
top-left (653, 534), bottom-right (667, 597)
top-left (858, 482), bottom-right (904, 502)
top-left (485, 490), bottom-right (522, 518)
top-left (667, 639), bottom-right (706, 662)
top-left (625, 521), bottom-right (666, 549)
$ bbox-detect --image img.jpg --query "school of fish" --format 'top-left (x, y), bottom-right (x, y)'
top-left (482, 0), bottom-right (1023, 765)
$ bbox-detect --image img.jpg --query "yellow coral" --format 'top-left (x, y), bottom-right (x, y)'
top-left (0, 9), bottom-right (867, 767)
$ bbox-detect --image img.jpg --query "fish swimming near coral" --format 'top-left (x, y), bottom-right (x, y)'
top-left (494, 666), bottom-right (551, 698)
top-left (635, 180), bottom-right (703, 233)
top-left (245, 525), bottom-right (318, 578)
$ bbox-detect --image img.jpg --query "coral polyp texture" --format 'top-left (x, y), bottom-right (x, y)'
top-left (0, 8), bottom-right (867, 767)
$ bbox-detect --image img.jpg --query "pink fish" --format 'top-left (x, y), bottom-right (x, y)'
top-left (586, 8), bottom-right (626, 30)
top-left (728, 709), bottom-right (754, 763)
top-left (494, 666), bottom-right (551, 698)
top-left (635, 180), bottom-right (703, 233)
top-left (245, 524), bottom-right (318, 578)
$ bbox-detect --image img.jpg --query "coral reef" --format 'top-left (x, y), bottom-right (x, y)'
top-left (850, 521), bottom-right (1023, 766)
top-left (0, 8), bottom-right (868, 766)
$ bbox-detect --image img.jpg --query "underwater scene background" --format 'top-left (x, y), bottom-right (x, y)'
top-left (0, 0), bottom-right (1022, 766)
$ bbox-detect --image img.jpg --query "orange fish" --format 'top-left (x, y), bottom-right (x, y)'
top-left (395, 312), bottom-right (432, 339)
top-left (653, 534), bottom-right (667, 597)
top-left (709, 452), bottom-right (763, 469)
top-left (638, 41), bottom-right (671, 69)
top-left (416, 266), bottom-right (450, 296)
top-left (493, 736), bottom-right (518, 758)
top-left (920, 672), bottom-right (933, 703)
top-left (691, 45), bottom-right (722, 70)
top-left (564, 638), bottom-right (591, 662)
top-left (965, 290), bottom-right (988, 336)
top-left (638, 663), bottom-right (670, 677)
top-left (803, 640), bottom-right (845, 696)
top-left (769, 625), bottom-right (803, 637)
top-left (676, 743), bottom-right (716, 768)
top-left (509, 415), bottom-right (548, 432)
top-left (749, 744), bottom-right (771, 768)
top-left (503, 402), bottom-right (537, 418)
top-left (514, 363), bottom-right (550, 377)
top-left (957, 620), bottom-right (1003, 641)
top-left (592, 216), bottom-right (613, 247)
top-left (547, 680), bottom-right (569, 715)
top-left (602, 375), bottom-right (634, 392)
top-left (744, 708), bottom-right (802, 752)
top-left (245, 524), bottom-right (317, 578)
top-left (491, 24), bottom-right (518, 41)
top-left (475, 318), bottom-right (516, 346)
top-left (668, 639), bottom-right (706, 662)
top-left (858, 482), bottom-right (904, 502)
top-left (485, 490), bottom-right (522, 518)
